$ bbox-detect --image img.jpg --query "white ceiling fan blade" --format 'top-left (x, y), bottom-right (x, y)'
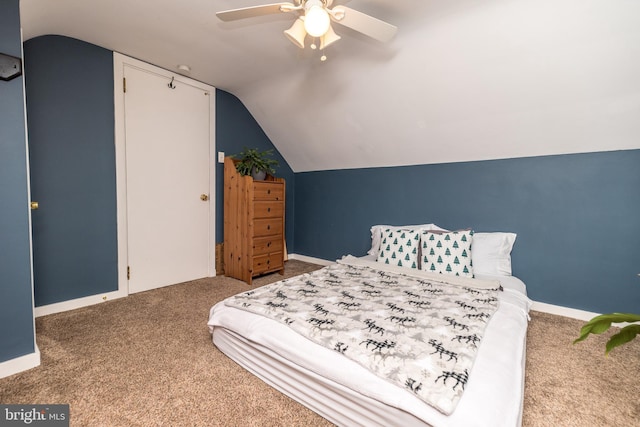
top-left (216, 3), bottom-right (297, 22)
top-left (330, 6), bottom-right (397, 43)
top-left (326, 0), bottom-right (353, 6)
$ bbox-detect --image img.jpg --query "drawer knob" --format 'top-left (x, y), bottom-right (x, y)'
top-left (267, 225), bottom-right (271, 230)
top-left (267, 207), bottom-right (271, 212)
top-left (267, 189), bottom-right (271, 194)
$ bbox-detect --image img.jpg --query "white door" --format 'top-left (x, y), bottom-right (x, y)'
top-left (124, 65), bottom-right (211, 293)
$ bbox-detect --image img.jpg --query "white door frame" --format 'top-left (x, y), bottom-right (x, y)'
top-left (113, 52), bottom-right (216, 296)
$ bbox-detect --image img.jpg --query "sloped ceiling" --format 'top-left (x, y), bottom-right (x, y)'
top-left (20, 0), bottom-right (640, 172)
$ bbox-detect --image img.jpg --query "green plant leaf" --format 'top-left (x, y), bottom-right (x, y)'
top-left (596, 313), bottom-right (640, 323)
top-left (574, 317), bottom-right (612, 344)
top-left (605, 324), bottom-right (640, 355)
top-left (232, 147), bottom-right (279, 176)
top-left (573, 313), bottom-right (640, 348)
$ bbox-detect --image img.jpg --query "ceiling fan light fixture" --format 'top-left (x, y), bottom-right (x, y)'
top-left (304, 5), bottom-right (330, 37)
top-left (284, 18), bottom-right (307, 48)
top-left (319, 25), bottom-right (341, 50)
top-left (216, 0), bottom-right (398, 54)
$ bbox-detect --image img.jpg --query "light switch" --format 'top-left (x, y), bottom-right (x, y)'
top-left (218, 152), bottom-right (225, 163)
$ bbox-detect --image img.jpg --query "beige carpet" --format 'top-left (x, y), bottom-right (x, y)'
top-left (1, 260), bottom-right (638, 426)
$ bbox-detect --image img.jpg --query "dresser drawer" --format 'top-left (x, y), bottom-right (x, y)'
top-left (253, 252), bottom-right (284, 274)
top-left (253, 235), bottom-right (284, 256)
top-left (253, 218), bottom-right (283, 237)
top-left (254, 201), bottom-right (284, 219)
top-left (253, 182), bottom-right (284, 201)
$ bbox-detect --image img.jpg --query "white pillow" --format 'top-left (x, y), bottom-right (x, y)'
top-left (471, 232), bottom-right (517, 276)
top-left (368, 223), bottom-right (447, 256)
top-left (421, 230), bottom-right (474, 277)
top-left (376, 228), bottom-right (420, 269)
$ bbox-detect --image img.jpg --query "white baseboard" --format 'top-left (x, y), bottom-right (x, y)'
top-left (0, 346), bottom-right (40, 379)
top-left (34, 288), bottom-right (128, 317)
top-left (288, 253), bottom-right (335, 266)
top-left (529, 301), bottom-right (599, 321)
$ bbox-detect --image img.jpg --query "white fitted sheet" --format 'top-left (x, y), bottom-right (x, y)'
top-left (208, 257), bottom-right (531, 427)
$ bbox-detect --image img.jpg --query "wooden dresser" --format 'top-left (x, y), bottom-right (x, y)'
top-left (223, 157), bottom-right (285, 285)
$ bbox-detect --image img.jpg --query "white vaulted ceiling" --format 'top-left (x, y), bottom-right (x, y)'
top-left (19, 0), bottom-right (640, 172)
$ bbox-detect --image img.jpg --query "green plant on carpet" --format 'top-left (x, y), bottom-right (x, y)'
top-left (574, 313), bottom-right (640, 355)
top-left (233, 147), bottom-right (279, 178)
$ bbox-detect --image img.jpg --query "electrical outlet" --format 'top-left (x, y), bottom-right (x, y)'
top-left (218, 152), bottom-right (225, 163)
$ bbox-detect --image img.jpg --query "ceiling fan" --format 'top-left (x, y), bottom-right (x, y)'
top-left (216, 0), bottom-right (397, 59)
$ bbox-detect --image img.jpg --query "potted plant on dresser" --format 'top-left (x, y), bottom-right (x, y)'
top-left (233, 147), bottom-right (279, 180)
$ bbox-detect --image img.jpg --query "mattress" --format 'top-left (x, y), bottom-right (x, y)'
top-left (208, 256), bottom-right (531, 426)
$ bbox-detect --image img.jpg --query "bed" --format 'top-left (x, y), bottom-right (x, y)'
top-left (208, 226), bottom-right (531, 426)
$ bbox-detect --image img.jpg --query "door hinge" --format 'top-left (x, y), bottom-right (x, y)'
top-left (127, 266), bottom-right (130, 280)
top-left (123, 77), bottom-right (126, 93)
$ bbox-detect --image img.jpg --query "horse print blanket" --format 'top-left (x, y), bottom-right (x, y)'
top-left (225, 257), bottom-right (502, 414)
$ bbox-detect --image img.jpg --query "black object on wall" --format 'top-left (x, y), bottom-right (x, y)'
top-left (0, 52), bottom-right (21, 80)
top-left (0, 0), bottom-right (36, 364)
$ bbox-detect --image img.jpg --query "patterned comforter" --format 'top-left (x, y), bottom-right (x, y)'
top-left (225, 257), bottom-right (502, 415)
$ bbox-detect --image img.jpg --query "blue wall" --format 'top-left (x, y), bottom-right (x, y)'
top-left (0, 0), bottom-right (36, 362)
top-left (294, 150), bottom-right (640, 314)
top-left (19, 36), bottom-right (296, 309)
top-left (24, 36), bottom-right (118, 306)
top-left (216, 90), bottom-right (295, 250)
top-left (16, 36), bottom-right (637, 318)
